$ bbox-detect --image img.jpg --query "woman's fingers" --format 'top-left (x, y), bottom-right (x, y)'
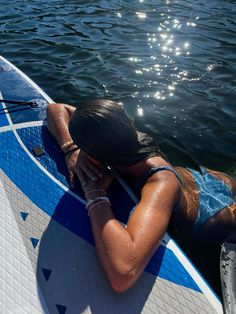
top-left (88, 163), bottom-right (103, 178)
top-left (74, 150), bottom-right (107, 186)
top-left (69, 170), bottom-right (75, 189)
top-left (77, 164), bottom-right (104, 185)
top-left (82, 165), bottom-right (100, 182)
top-left (76, 168), bottom-right (87, 187)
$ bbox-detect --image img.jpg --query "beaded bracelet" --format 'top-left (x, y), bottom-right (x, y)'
top-left (86, 196), bottom-right (110, 209)
top-left (87, 200), bottom-right (111, 217)
top-left (61, 140), bottom-right (74, 153)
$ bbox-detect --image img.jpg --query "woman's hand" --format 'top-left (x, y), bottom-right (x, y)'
top-left (81, 168), bottom-right (114, 197)
top-left (65, 149), bottom-right (106, 188)
top-left (76, 150), bottom-right (107, 188)
top-left (65, 149), bottom-right (81, 188)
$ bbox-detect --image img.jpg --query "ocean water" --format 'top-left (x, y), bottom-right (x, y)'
top-left (1, 0), bottom-right (236, 297)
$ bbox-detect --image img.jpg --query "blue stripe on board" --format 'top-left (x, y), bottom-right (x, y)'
top-left (0, 130), bottom-right (201, 293)
top-left (17, 126), bottom-right (136, 224)
top-left (0, 102), bottom-right (9, 127)
top-left (0, 130), bottom-right (94, 244)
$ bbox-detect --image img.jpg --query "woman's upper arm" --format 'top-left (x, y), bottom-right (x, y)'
top-left (125, 172), bottom-right (180, 273)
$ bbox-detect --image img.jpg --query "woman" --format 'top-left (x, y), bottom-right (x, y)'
top-left (46, 99), bottom-right (236, 292)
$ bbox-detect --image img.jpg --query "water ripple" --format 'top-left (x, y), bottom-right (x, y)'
top-left (0, 0), bottom-right (235, 170)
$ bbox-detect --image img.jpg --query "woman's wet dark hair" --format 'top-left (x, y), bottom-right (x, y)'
top-left (69, 99), bottom-right (165, 166)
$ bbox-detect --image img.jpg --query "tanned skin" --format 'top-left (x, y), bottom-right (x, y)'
top-left (46, 102), bottom-right (236, 292)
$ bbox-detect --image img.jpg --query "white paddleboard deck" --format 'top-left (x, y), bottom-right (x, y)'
top-left (0, 56), bottom-right (223, 313)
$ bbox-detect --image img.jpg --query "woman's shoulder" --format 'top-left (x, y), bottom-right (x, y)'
top-left (122, 157), bottom-right (182, 194)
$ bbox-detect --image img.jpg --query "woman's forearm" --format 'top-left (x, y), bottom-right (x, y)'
top-left (88, 203), bottom-right (144, 292)
top-left (46, 103), bottom-right (75, 147)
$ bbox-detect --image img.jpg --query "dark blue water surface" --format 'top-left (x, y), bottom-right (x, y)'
top-left (1, 0), bottom-right (236, 296)
top-left (1, 0), bottom-right (236, 172)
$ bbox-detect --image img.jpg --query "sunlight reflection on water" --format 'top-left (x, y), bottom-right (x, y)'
top-left (129, 8), bottom-right (199, 105)
top-left (0, 0), bottom-right (235, 171)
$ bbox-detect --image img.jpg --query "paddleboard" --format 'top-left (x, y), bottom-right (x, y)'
top-left (0, 55), bottom-right (223, 313)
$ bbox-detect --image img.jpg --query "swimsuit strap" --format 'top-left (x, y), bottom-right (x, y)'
top-left (144, 166), bottom-right (182, 213)
top-left (128, 166), bottom-right (182, 220)
top-left (145, 166), bottom-right (182, 183)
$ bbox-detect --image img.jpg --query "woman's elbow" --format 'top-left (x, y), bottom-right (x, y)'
top-left (46, 102), bottom-right (59, 116)
top-left (108, 267), bottom-right (139, 293)
top-left (46, 103), bottom-right (55, 120)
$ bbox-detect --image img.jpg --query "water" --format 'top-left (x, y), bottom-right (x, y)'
top-left (1, 0), bottom-right (236, 298)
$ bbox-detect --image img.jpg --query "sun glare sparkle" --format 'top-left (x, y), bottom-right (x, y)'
top-left (137, 107), bottom-right (144, 116)
top-left (136, 12), bottom-right (146, 19)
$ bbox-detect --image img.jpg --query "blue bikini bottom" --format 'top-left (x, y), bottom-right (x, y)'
top-left (187, 167), bottom-right (234, 236)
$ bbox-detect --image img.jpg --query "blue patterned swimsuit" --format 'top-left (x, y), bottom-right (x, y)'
top-left (142, 166), bottom-right (234, 236)
top-left (124, 132), bottom-right (234, 237)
